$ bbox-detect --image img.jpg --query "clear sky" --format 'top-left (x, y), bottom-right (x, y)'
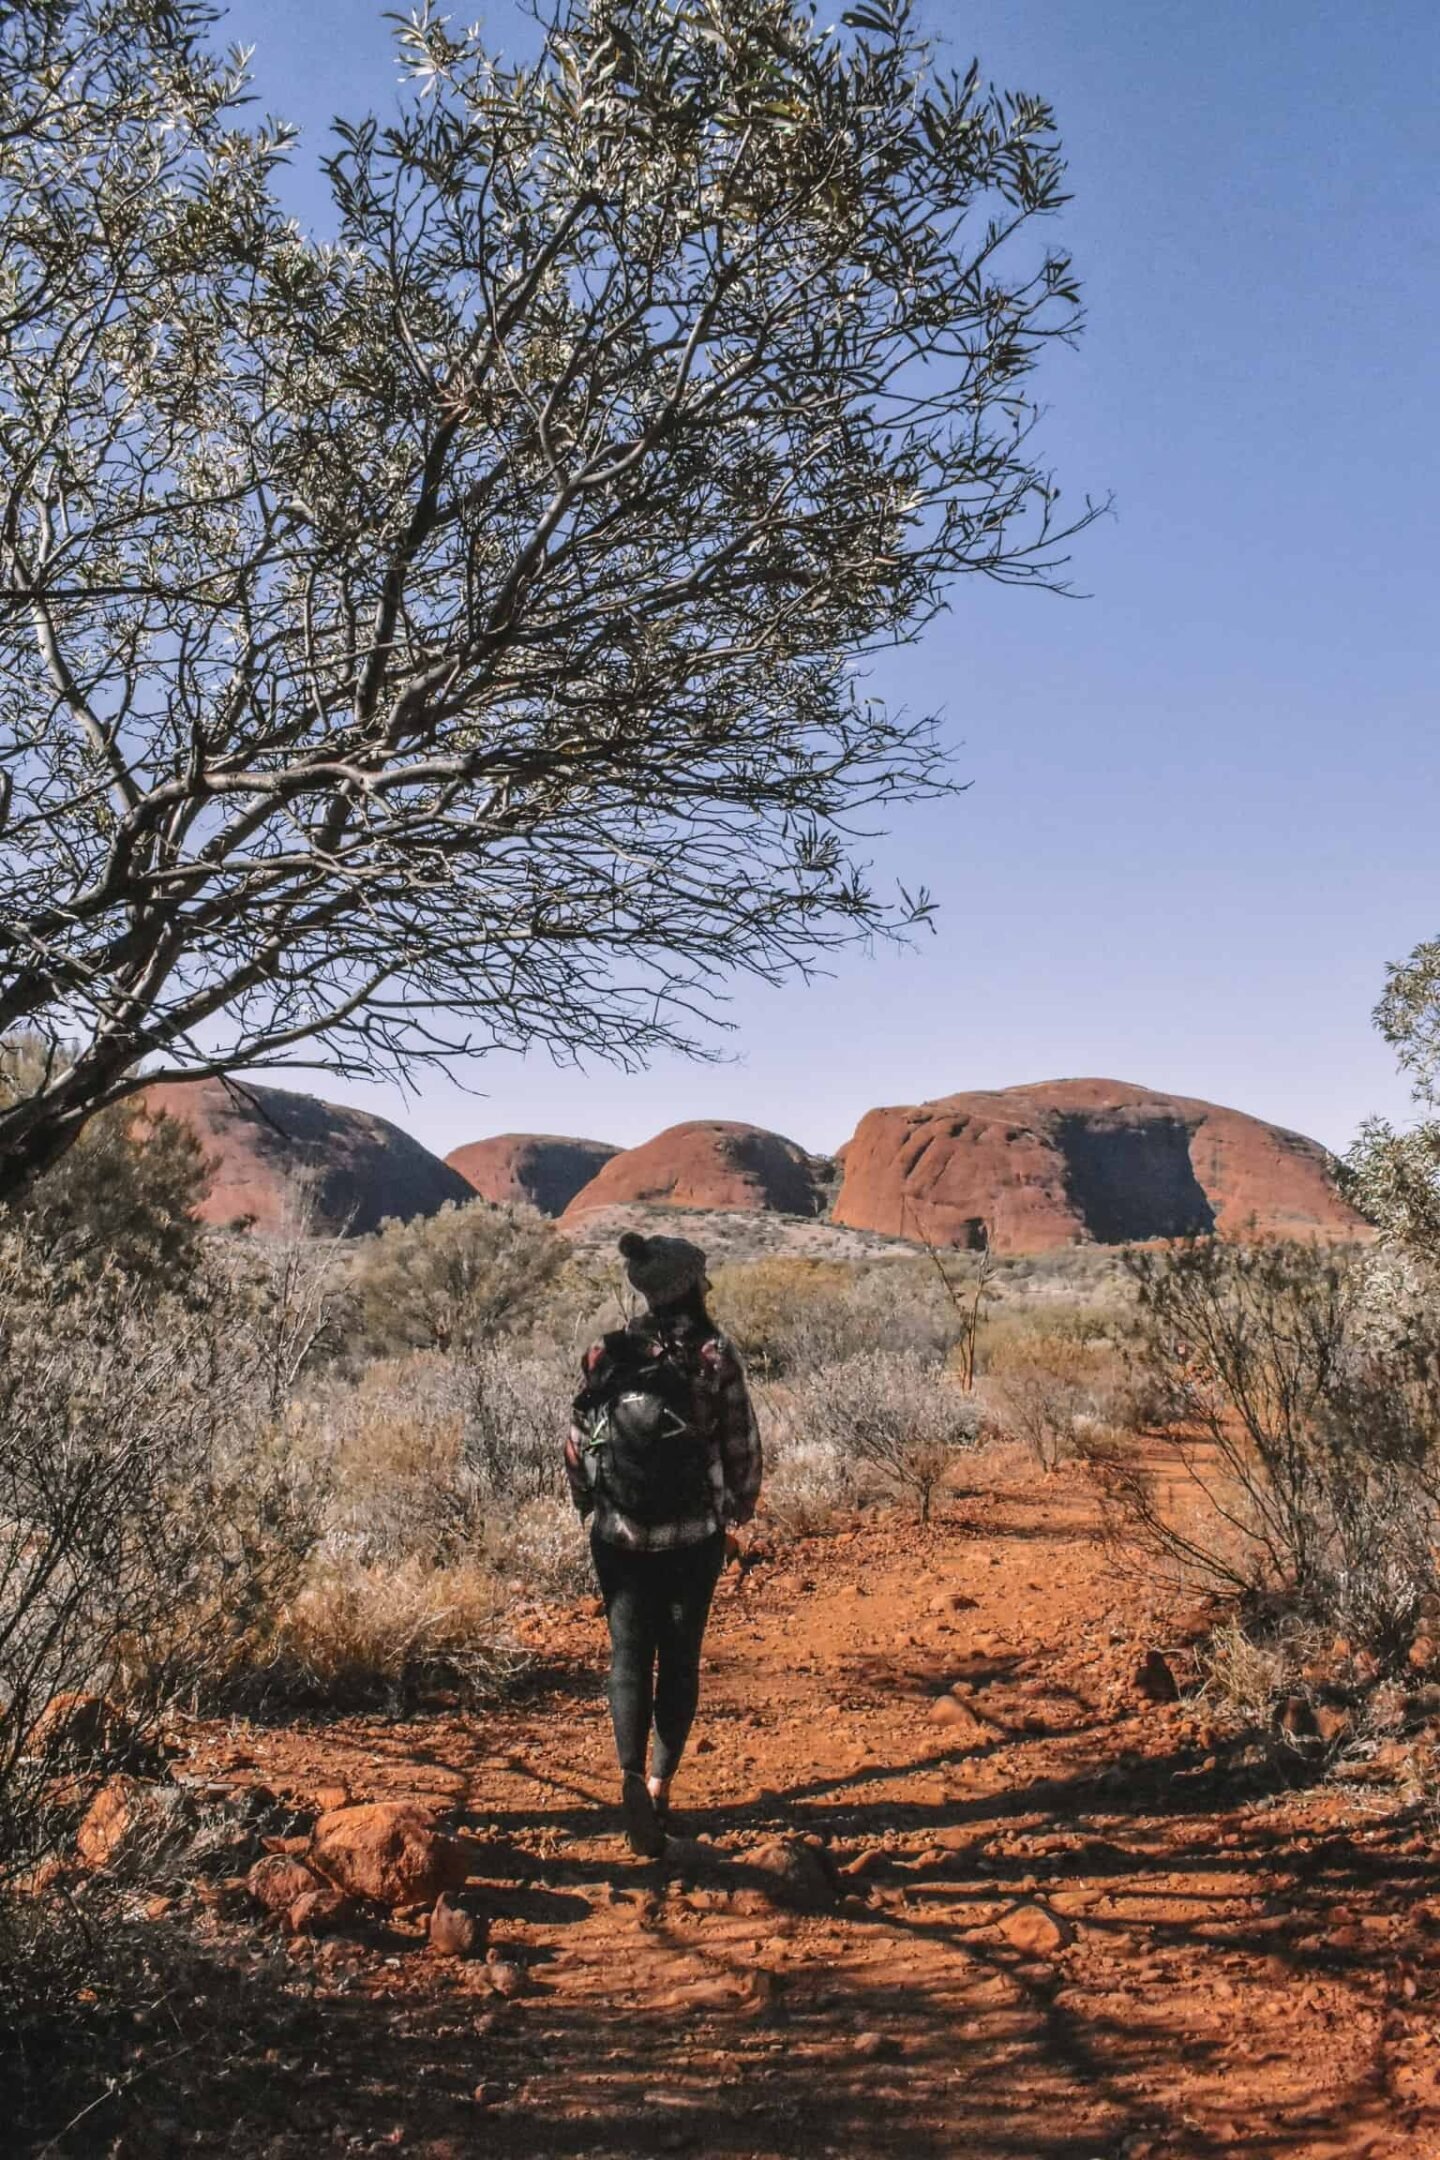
top-left (238, 0), bottom-right (1440, 1160)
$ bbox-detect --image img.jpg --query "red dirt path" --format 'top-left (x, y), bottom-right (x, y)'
top-left (74, 1455), bottom-right (1440, 2157)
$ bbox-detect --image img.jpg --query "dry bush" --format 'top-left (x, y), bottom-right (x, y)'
top-left (711, 1254), bottom-right (961, 1377)
top-left (757, 1428), bottom-right (856, 1536)
top-left (981, 1324), bottom-right (1131, 1469)
top-left (259, 1557), bottom-right (523, 1709)
top-left (1197, 1616), bottom-right (1294, 1727)
top-left (776, 1350), bottom-right (979, 1522)
top-left (353, 1200), bottom-right (565, 1355)
top-left (1100, 1238), bottom-right (1440, 1658)
top-left (262, 1338), bottom-right (583, 1700)
top-left (710, 1257), bottom-right (854, 1375)
top-left (0, 1250), bottom-right (325, 1875)
top-left (486, 1495), bottom-right (591, 1602)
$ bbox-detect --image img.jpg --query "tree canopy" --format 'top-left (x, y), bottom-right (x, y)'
top-left (0, 0), bottom-right (1092, 1196)
top-left (1346, 939), bottom-right (1440, 1263)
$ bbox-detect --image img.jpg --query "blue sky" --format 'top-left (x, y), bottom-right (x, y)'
top-left (239, 0), bottom-right (1440, 1159)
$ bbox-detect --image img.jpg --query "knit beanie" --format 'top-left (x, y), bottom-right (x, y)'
top-left (618, 1231), bottom-right (709, 1307)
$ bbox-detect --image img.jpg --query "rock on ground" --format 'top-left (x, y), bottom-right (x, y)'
top-left (309, 1800), bottom-right (470, 1908)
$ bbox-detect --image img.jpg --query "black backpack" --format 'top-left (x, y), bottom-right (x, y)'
top-left (574, 1328), bottom-right (715, 1526)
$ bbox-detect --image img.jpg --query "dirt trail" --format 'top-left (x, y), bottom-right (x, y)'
top-left (101, 1456), bottom-right (1440, 2156)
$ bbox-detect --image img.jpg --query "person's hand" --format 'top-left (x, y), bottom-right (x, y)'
top-left (724, 1530), bottom-right (743, 1567)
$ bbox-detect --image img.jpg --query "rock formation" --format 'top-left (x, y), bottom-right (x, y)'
top-left (446, 1133), bottom-right (618, 1217)
top-left (137, 1077), bottom-right (473, 1236)
top-left (562, 1120), bottom-right (832, 1222)
top-left (831, 1078), bottom-right (1365, 1254)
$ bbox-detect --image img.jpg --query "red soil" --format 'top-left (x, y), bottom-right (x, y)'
top-left (84, 1451), bottom-right (1440, 2160)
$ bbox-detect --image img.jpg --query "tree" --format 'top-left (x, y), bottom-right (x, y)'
top-left (0, 1036), bottom-right (211, 1290)
top-left (0, 0), bottom-right (1093, 1198)
top-left (1345, 939), bottom-right (1440, 1261)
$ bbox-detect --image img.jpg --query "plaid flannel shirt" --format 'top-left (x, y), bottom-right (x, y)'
top-left (566, 1323), bottom-right (762, 1551)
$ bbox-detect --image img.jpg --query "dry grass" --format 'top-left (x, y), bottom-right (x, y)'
top-left (259, 1556), bottom-right (524, 1708)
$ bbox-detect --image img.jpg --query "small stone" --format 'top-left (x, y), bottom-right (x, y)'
top-left (74, 1775), bottom-right (191, 1873)
top-left (746, 1838), bottom-right (836, 1911)
top-left (309, 1784), bottom-right (350, 1814)
top-left (1409, 1636), bottom-right (1438, 1674)
top-left (1134, 1650), bottom-right (1179, 1703)
top-left (310, 1800), bottom-right (470, 1908)
top-left (287, 1887), bottom-right (353, 1937)
top-left (838, 1848), bottom-right (887, 1881)
top-left (429, 1893), bottom-right (481, 1958)
top-left (1277, 1696), bottom-right (1319, 1741)
top-left (485, 1949), bottom-right (528, 1997)
top-left (1314, 1704), bottom-right (1352, 1745)
top-left (248, 1853), bottom-right (326, 1913)
top-left (996, 1902), bottom-right (1071, 1957)
top-left (928, 1695), bottom-right (968, 1727)
top-left (852, 2030), bottom-right (899, 2059)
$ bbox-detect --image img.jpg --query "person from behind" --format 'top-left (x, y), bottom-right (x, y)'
top-left (565, 1231), bottom-right (762, 1856)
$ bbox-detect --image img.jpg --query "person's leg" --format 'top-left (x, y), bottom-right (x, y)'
top-left (590, 1531), bottom-right (657, 1775)
top-left (650, 1532), bottom-right (725, 1793)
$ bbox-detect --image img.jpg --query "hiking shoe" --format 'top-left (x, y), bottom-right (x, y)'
top-left (620, 1772), bottom-right (664, 1857)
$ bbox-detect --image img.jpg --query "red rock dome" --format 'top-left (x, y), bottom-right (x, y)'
top-left (831, 1078), bottom-right (1366, 1254)
top-left (137, 1078), bottom-right (472, 1236)
top-left (445, 1133), bottom-right (618, 1217)
top-left (562, 1120), bottom-right (831, 1221)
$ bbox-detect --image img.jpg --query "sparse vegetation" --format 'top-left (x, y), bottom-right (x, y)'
top-left (353, 1201), bottom-right (566, 1356)
top-left (980, 1309), bottom-right (1133, 1468)
top-left (1, 1038), bottom-right (211, 1294)
top-left (1098, 1237), bottom-right (1440, 1659)
top-left (773, 1349), bottom-right (981, 1524)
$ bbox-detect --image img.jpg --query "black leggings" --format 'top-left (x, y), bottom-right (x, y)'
top-left (590, 1530), bottom-right (725, 1781)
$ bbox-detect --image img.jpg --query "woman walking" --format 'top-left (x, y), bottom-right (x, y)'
top-left (566, 1232), bottom-right (762, 1856)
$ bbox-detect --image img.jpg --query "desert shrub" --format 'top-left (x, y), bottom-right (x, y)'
top-left (527, 1245), bottom-right (632, 1357)
top-left (256, 1556), bottom-right (522, 1709)
top-left (487, 1494), bottom-right (592, 1601)
top-left (0, 1037), bottom-right (211, 1293)
top-left (353, 1199), bottom-right (565, 1354)
top-left (759, 1431), bottom-right (856, 1535)
top-left (303, 1355), bottom-right (471, 1566)
top-left (218, 1198), bottom-right (355, 1417)
top-left (308, 1341), bottom-right (572, 1558)
top-left (779, 1350), bottom-right (980, 1522)
top-left (981, 1324), bottom-right (1131, 1468)
top-left (710, 1257), bottom-right (854, 1374)
top-left (0, 1259), bottom-right (325, 1873)
top-left (1101, 1238), bottom-right (1440, 1656)
top-left (272, 1339), bottom-right (582, 1694)
top-left (711, 1254), bottom-right (962, 1377)
top-left (462, 1342), bottom-right (572, 1509)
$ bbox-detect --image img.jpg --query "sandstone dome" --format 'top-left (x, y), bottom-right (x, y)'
top-left (137, 1078), bottom-right (472, 1236)
top-left (562, 1120), bottom-right (832, 1221)
top-left (831, 1078), bottom-right (1365, 1254)
top-left (445, 1133), bottom-right (619, 1217)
